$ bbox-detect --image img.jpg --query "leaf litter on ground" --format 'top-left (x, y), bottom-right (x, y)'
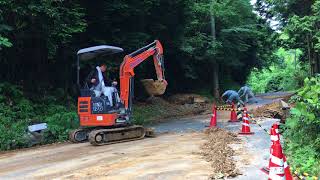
top-left (199, 127), bottom-right (241, 179)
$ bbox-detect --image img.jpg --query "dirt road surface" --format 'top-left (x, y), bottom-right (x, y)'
top-left (0, 93), bottom-right (291, 180)
top-left (0, 132), bottom-right (211, 180)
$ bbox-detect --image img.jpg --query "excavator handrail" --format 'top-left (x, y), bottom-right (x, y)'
top-left (128, 41), bottom-right (157, 58)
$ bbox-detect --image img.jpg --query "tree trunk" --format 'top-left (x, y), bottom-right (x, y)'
top-left (312, 51), bottom-right (319, 74)
top-left (315, 54), bottom-right (320, 74)
top-left (310, 36), bottom-right (318, 75)
top-left (307, 34), bottom-right (314, 75)
top-left (210, 1), bottom-right (220, 98)
top-left (212, 62), bottom-right (220, 98)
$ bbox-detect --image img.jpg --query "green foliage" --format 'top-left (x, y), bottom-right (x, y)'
top-left (256, 0), bottom-right (320, 75)
top-left (247, 48), bottom-right (307, 93)
top-left (0, 83), bottom-right (78, 151)
top-left (0, 35), bottom-right (12, 47)
top-left (0, 83), bottom-right (32, 150)
top-left (175, 0), bottom-right (277, 92)
top-left (43, 110), bottom-right (78, 142)
top-left (181, 0), bottom-right (264, 71)
top-left (132, 105), bottom-right (159, 125)
top-left (284, 77), bottom-right (320, 176)
top-left (0, 0), bottom-right (86, 54)
top-left (0, 0), bottom-right (86, 86)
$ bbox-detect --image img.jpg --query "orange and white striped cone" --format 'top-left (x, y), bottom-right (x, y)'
top-left (229, 102), bottom-right (240, 122)
top-left (261, 127), bottom-right (280, 174)
top-left (238, 108), bottom-right (254, 135)
top-left (268, 141), bottom-right (285, 180)
top-left (272, 122), bottom-right (293, 179)
top-left (283, 155), bottom-right (293, 180)
top-left (209, 105), bottom-right (217, 127)
top-left (272, 122), bottom-right (280, 134)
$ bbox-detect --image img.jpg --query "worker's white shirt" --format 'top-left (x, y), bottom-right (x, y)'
top-left (92, 66), bottom-right (120, 106)
top-left (93, 66), bottom-right (105, 92)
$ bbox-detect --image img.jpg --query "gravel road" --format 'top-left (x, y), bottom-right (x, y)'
top-left (0, 93), bottom-right (288, 179)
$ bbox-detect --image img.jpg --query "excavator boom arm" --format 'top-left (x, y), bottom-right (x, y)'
top-left (119, 40), bottom-right (166, 111)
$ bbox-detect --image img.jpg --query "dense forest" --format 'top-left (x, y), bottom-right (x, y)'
top-left (0, 0), bottom-right (272, 149)
top-left (0, 0), bottom-right (274, 94)
top-left (0, 0), bottom-right (320, 176)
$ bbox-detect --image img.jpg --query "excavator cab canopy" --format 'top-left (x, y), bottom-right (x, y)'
top-left (76, 45), bottom-right (124, 85)
top-left (77, 45), bottom-right (124, 61)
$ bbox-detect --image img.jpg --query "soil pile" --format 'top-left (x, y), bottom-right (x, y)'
top-left (199, 127), bottom-right (240, 179)
top-left (168, 94), bottom-right (209, 104)
top-left (141, 79), bottom-right (167, 96)
top-left (137, 97), bottom-right (211, 123)
top-left (252, 101), bottom-right (284, 119)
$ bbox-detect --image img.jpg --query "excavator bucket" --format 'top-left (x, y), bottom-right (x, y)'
top-left (141, 79), bottom-right (167, 96)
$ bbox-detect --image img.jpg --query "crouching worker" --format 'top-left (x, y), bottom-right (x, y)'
top-left (221, 90), bottom-right (244, 105)
top-left (238, 85), bottom-right (257, 104)
top-left (86, 63), bottom-right (120, 106)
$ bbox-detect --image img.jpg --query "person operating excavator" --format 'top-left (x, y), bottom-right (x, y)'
top-left (86, 63), bottom-right (120, 106)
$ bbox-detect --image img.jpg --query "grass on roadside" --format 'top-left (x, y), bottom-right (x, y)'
top-left (132, 103), bottom-right (165, 125)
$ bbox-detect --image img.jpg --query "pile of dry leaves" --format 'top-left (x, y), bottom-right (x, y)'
top-left (199, 127), bottom-right (240, 179)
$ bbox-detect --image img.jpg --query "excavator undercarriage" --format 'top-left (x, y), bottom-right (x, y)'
top-left (69, 126), bottom-right (154, 145)
top-left (89, 125), bottom-right (145, 145)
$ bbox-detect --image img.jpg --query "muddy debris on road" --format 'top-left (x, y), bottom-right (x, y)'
top-left (252, 101), bottom-right (282, 118)
top-left (251, 100), bottom-right (292, 123)
top-left (198, 127), bottom-right (241, 179)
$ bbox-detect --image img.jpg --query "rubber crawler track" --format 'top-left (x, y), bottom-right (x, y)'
top-left (88, 125), bottom-right (146, 146)
top-left (69, 128), bottom-right (91, 143)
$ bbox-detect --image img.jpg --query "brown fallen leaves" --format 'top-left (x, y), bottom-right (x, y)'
top-left (199, 127), bottom-right (240, 179)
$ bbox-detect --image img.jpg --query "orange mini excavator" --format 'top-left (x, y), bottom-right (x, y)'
top-left (69, 40), bottom-right (167, 145)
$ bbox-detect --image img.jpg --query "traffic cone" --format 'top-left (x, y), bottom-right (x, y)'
top-left (229, 102), bottom-right (239, 122)
top-left (270, 126), bottom-right (280, 144)
top-left (261, 127), bottom-right (279, 174)
top-left (283, 155), bottom-right (293, 180)
top-left (273, 122), bottom-right (293, 179)
top-left (268, 142), bottom-right (285, 180)
top-left (209, 105), bottom-right (217, 127)
top-left (272, 122), bottom-right (280, 134)
top-left (239, 108), bottom-right (254, 135)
